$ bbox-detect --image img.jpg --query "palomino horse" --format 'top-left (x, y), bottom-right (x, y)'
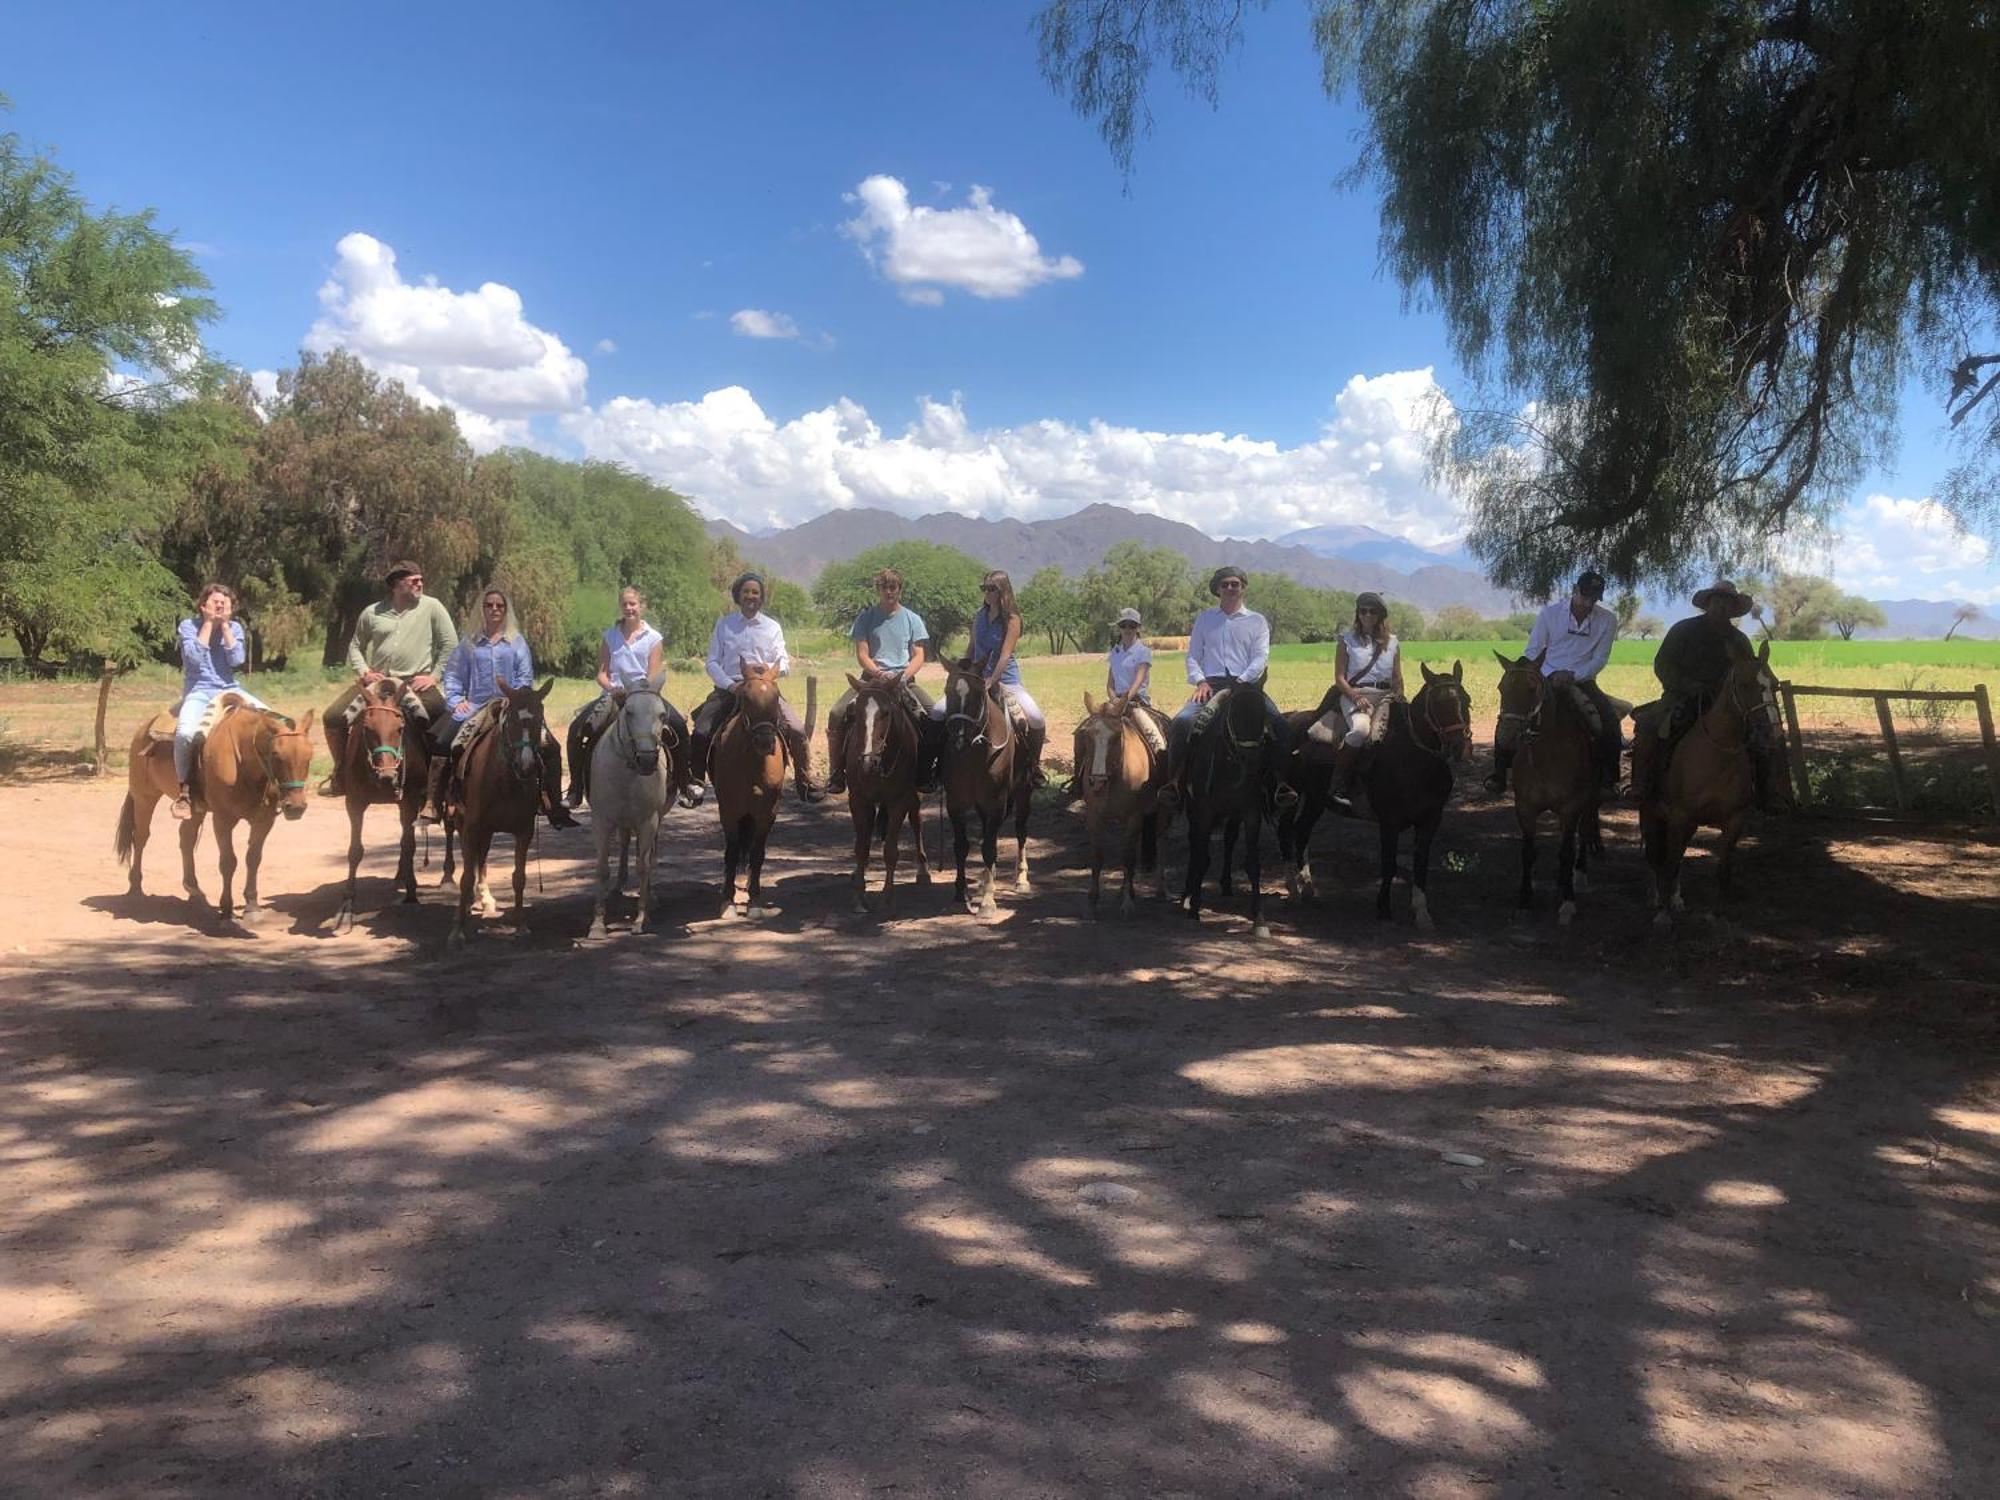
top-left (1075, 692), bottom-right (1170, 915)
top-left (332, 677), bottom-right (433, 934)
top-left (1279, 664), bottom-right (1471, 927)
top-left (116, 699), bottom-right (316, 926)
top-left (587, 674), bottom-right (674, 938)
top-left (1180, 674), bottom-right (1276, 938)
top-left (1639, 642), bottom-right (1780, 928)
top-left (710, 661), bottom-right (788, 918)
top-left (842, 672), bottom-right (929, 913)
top-left (940, 658), bottom-right (1032, 916)
top-left (1493, 651), bottom-right (1606, 925)
top-left (447, 679), bottom-right (554, 949)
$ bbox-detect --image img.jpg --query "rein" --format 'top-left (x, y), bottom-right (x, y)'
top-left (250, 717), bottom-right (311, 804)
top-left (610, 686), bottom-right (668, 773)
top-left (1697, 671), bottom-right (1778, 753)
top-left (945, 675), bottom-right (1012, 753)
top-left (1408, 685), bottom-right (1472, 762)
top-left (849, 688), bottom-right (913, 775)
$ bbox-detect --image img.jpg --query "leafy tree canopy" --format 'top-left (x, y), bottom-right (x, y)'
top-left (1038, 2), bottom-right (2000, 592)
top-left (812, 540), bottom-right (990, 654)
top-left (1827, 593), bottom-right (1887, 641)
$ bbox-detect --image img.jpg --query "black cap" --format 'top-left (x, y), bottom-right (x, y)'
top-left (1209, 565), bottom-right (1248, 596)
top-left (1576, 570), bottom-right (1606, 600)
top-left (730, 571), bottom-right (766, 602)
top-left (385, 558), bottom-right (422, 585)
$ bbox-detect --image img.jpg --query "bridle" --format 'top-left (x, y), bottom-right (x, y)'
top-left (252, 716), bottom-right (313, 805)
top-left (732, 677), bottom-right (788, 762)
top-left (610, 684), bottom-right (668, 774)
top-left (1699, 665), bottom-right (1780, 752)
top-left (356, 694), bottom-right (408, 788)
top-left (495, 695), bottom-right (545, 786)
top-left (850, 683), bottom-right (912, 773)
top-left (1494, 663), bottom-right (1546, 738)
top-left (945, 669), bottom-right (1011, 754)
top-left (1412, 681), bottom-right (1473, 762)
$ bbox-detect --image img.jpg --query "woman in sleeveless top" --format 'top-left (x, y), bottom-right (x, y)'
top-left (931, 569), bottom-right (1047, 786)
top-left (566, 586), bottom-right (691, 806)
top-left (1323, 590), bottom-right (1405, 808)
top-left (169, 582), bottom-right (268, 818)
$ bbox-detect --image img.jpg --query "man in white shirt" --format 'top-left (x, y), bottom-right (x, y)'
top-left (686, 573), bottom-right (824, 801)
top-left (1486, 569), bottom-right (1623, 795)
top-left (1165, 565), bottom-right (1292, 803)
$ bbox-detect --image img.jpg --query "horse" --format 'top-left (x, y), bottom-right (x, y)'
top-left (115, 699), bottom-right (316, 926)
top-left (940, 658), bottom-right (1032, 916)
top-left (709, 660), bottom-right (787, 919)
top-left (586, 672), bottom-right (674, 938)
top-left (1639, 642), bottom-right (1780, 929)
top-left (1275, 710), bottom-right (1336, 900)
top-left (446, 679), bottom-right (554, 949)
top-left (1493, 651), bottom-right (1606, 925)
top-left (331, 677), bottom-right (435, 934)
top-left (1075, 692), bottom-right (1170, 916)
top-left (842, 672), bottom-right (930, 913)
top-left (1180, 674), bottom-right (1276, 938)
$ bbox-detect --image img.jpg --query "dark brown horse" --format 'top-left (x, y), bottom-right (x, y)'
top-left (1493, 651), bottom-right (1604, 925)
top-left (1180, 675), bottom-right (1276, 938)
top-left (331, 677), bottom-right (433, 934)
top-left (1640, 642), bottom-right (1779, 928)
top-left (117, 700), bottom-right (317, 926)
top-left (711, 661), bottom-right (788, 918)
top-left (447, 679), bottom-right (554, 949)
top-left (1075, 692), bottom-right (1170, 915)
top-left (841, 672), bottom-right (929, 913)
top-left (940, 658), bottom-right (1031, 915)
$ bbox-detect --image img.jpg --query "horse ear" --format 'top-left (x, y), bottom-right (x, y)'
top-left (1757, 640), bottom-right (1771, 665)
top-left (297, 708), bottom-right (316, 735)
top-left (1084, 691), bottom-right (1097, 715)
top-left (649, 666), bottom-right (668, 692)
top-left (846, 673), bottom-right (863, 692)
top-left (1492, 649), bottom-right (1513, 668)
top-left (1421, 662), bottom-right (1439, 682)
top-left (1528, 648), bottom-right (1547, 670)
top-left (536, 676), bottom-right (555, 702)
top-left (1452, 659), bottom-right (1463, 680)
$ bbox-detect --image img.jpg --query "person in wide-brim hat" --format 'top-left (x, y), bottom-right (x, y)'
top-left (1691, 580), bottom-right (1755, 617)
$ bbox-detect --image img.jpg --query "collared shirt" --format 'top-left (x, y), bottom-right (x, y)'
top-left (604, 622), bottom-right (663, 689)
top-left (1654, 615), bottom-right (1752, 699)
top-left (178, 618), bottom-right (247, 697)
top-left (1108, 640), bottom-right (1153, 698)
top-left (1338, 628), bottom-right (1399, 689)
top-left (971, 606), bottom-right (1021, 685)
top-left (1186, 605), bottom-right (1270, 684)
top-left (707, 611), bottom-right (790, 689)
top-left (346, 595), bottom-right (458, 678)
top-left (442, 631), bottom-right (534, 721)
top-left (850, 604), bottom-right (929, 671)
top-left (1526, 599), bottom-right (1618, 680)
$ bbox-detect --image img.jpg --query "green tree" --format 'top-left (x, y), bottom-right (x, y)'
top-left (1944, 603), bottom-right (1984, 642)
top-left (1827, 594), bottom-right (1887, 642)
top-left (1764, 573), bottom-right (1847, 640)
top-left (1429, 604), bottom-right (1494, 641)
top-left (1632, 614), bottom-right (1665, 641)
top-left (1077, 541), bottom-right (1198, 649)
top-left (1038, 2), bottom-right (2000, 591)
top-left (1612, 592), bottom-right (1642, 632)
top-left (0, 119), bottom-right (219, 662)
top-left (812, 540), bottom-right (989, 656)
top-left (1502, 609), bottom-right (1540, 638)
top-left (1018, 565), bottom-right (1085, 654)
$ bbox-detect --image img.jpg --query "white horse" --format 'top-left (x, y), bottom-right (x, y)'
top-left (587, 675), bottom-right (674, 938)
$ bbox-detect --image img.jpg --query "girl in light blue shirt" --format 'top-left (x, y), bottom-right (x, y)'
top-left (171, 583), bottom-right (267, 817)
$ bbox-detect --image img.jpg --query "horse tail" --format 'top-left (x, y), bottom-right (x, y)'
top-left (114, 794), bottom-right (136, 864)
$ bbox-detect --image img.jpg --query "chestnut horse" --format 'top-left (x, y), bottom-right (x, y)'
top-left (116, 699), bottom-right (316, 926)
top-left (1493, 651), bottom-right (1604, 925)
top-left (841, 672), bottom-right (929, 913)
top-left (710, 661), bottom-right (789, 918)
top-left (587, 675), bottom-right (674, 938)
top-left (1075, 692), bottom-right (1170, 915)
top-left (940, 659), bottom-right (1031, 915)
top-left (447, 679), bottom-right (554, 949)
top-left (1639, 642), bottom-right (1779, 928)
top-left (331, 677), bottom-right (433, 934)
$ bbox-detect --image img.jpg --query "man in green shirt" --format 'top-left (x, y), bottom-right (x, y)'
top-left (323, 560), bottom-right (458, 793)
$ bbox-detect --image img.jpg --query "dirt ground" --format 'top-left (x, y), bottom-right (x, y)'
top-left (1, 767), bottom-right (1996, 1499)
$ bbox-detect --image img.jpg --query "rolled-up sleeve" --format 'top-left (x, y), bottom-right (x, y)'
top-left (1582, 611), bottom-right (1617, 679)
top-left (705, 618), bottom-right (734, 690)
top-left (346, 612), bottom-right (372, 675)
top-left (508, 637), bottom-right (535, 689)
top-left (771, 622), bottom-right (792, 677)
top-left (1243, 614), bottom-right (1270, 680)
top-left (226, 622), bottom-right (248, 670)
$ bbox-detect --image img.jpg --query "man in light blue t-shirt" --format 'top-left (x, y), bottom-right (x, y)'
top-left (825, 567), bottom-right (936, 794)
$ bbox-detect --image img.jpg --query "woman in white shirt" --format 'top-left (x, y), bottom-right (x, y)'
top-left (566, 586), bottom-right (694, 807)
top-left (1104, 607), bottom-right (1169, 754)
top-left (1322, 591), bottom-right (1404, 808)
top-left (685, 573), bottom-right (823, 801)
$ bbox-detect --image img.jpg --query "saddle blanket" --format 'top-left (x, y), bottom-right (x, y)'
top-left (146, 693), bottom-right (286, 744)
top-left (340, 681), bottom-right (433, 726)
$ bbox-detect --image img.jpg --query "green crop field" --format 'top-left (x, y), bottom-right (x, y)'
top-left (1267, 638), bottom-right (2000, 669)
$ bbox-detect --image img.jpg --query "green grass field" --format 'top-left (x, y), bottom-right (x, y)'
top-left (1266, 637), bottom-right (2000, 669)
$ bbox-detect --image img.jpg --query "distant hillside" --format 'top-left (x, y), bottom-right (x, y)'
top-left (703, 502), bottom-right (1518, 614)
top-left (1866, 599), bottom-right (2000, 640)
top-left (1279, 522), bottom-right (1474, 574)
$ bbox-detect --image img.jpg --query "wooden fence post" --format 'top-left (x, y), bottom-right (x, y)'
top-left (1974, 683), bottom-right (2000, 823)
top-left (1873, 693), bottom-right (1909, 813)
top-left (1779, 681), bottom-right (1809, 810)
top-left (803, 674), bottom-right (818, 736)
top-left (93, 659), bottom-right (118, 776)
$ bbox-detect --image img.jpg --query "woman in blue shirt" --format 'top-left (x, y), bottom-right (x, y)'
top-left (170, 582), bottom-right (267, 818)
top-left (934, 570), bottom-right (1047, 786)
top-left (424, 589), bottom-right (575, 827)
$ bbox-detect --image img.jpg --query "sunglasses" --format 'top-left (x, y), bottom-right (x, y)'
top-left (982, 584), bottom-right (1000, 593)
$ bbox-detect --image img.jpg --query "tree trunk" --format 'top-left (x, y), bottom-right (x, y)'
top-left (94, 660), bottom-right (118, 775)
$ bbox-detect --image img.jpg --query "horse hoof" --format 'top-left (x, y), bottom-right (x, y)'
top-left (239, 906), bottom-right (262, 928)
top-left (587, 920), bottom-right (608, 940)
top-left (447, 927), bottom-right (467, 951)
top-left (978, 898), bottom-right (998, 918)
top-left (852, 897), bottom-right (869, 915)
top-left (1285, 873), bottom-right (1300, 899)
top-left (1558, 901), bottom-right (1576, 926)
top-left (1652, 910), bottom-right (1672, 932)
top-left (1573, 872), bottom-right (1591, 895)
top-left (1014, 877), bottom-right (1031, 895)
top-left (1252, 923), bottom-right (1272, 940)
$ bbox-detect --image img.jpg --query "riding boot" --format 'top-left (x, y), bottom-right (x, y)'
top-left (1021, 723), bottom-right (1047, 789)
top-left (915, 720), bottom-right (943, 795)
top-left (1327, 744), bottom-right (1361, 811)
top-left (421, 755), bottom-right (450, 824)
top-left (1483, 749), bottom-right (1511, 797)
top-left (783, 727), bottom-right (825, 801)
top-left (541, 738), bottom-right (577, 828)
top-left (324, 720), bottom-right (348, 796)
top-left (565, 718), bottom-right (592, 806)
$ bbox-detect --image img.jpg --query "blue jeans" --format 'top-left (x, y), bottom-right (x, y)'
top-left (175, 687), bottom-right (267, 782)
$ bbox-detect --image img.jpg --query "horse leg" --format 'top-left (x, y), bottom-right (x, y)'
top-left (850, 803), bottom-right (873, 914)
top-left (397, 800), bottom-right (422, 905)
top-left (745, 815), bottom-right (771, 917)
top-left (909, 795), bottom-right (931, 887)
top-left (1573, 800), bottom-right (1596, 894)
top-left (214, 814), bottom-right (239, 921)
top-left (1086, 809), bottom-right (1104, 916)
top-left (240, 815), bottom-right (274, 927)
top-left (880, 804), bottom-right (901, 912)
top-left (618, 828), bottom-right (632, 893)
top-left (449, 827), bottom-right (487, 949)
top-left (1556, 811), bottom-right (1579, 926)
top-left (1516, 807), bottom-right (1537, 912)
top-left (634, 814), bottom-right (658, 936)
top-left (1713, 812), bottom-right (1747, 913)
top-left (1376, 820), bottom-right (1399, 921)
top-left (179, 809), bottom-right (206, 911)
top-left (1011, 792), bottom-right (1031, 894)
top-left (336, 798), bottom-right (365, 933)
top-left (589, 814), bottom-right (613, 939)
top-left (125, 789), bottom-right (158, 896)
top-left (1411, 810), bottom-right (1439, 932)
top-left (1183, 813), bottom-right (1208, 919)
top-left (978, 809), bottom-right (1000, 917)
top-left (510, 828), bottom-right (531, 935)
top-left (1247, 807), bottom-right (1269, 940)
top-left (1651, 815), bottom-right (1692, 931)
top-left (723, 817), bottom-right (745, 917)
top-left (1219, 816), bottom-right (1238, 899)
top-left (951, 808), bottom-right (971, 908)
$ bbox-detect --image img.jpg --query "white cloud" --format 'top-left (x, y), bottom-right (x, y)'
top-left (594, 338), bottom-right (618, 355)
top-left (1832, 495), bottom-right (2000, 604)
top-left (305, 231), bottom-right (588, 449)
top-left (562, 368), bottom-right (1464, 544)
top-left (730, 308), bottom-right (801, 340)
top-left (842, 175), bottom-right (1083, 304)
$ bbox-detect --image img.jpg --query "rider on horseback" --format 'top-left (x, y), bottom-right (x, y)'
top-left (824, 568), bottom-right (936, 796)
top-left (566, 586), bottom-right (700, 810)
top-left (423, 588), bottom-right (575, 828)
top-left (685, 572), bottom-right (825, 803)
top-left (1484, 570), bottom-right (1622, 797)
top-left (1633, 580), bottom-right (1771, 806)
top-left (323, 559), bottom-right (456, 794)
top-left (930, 570), bottom-right (1047, 788)
top-left (169, 583), bottom-right (268, 820)
top-left (1310, 591), bottom-right (1404, 812)
top-left (1162, 566), bottom-right (1292, 810)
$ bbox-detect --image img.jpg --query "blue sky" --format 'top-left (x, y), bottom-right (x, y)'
top-left (10, 1), bottom-right (1995, 602)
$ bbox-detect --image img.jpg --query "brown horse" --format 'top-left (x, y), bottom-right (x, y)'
top-left (116, 700), bottom-right (316, 926)
top-left (331, 677), bottom-right (434, 934)
top-left (1640, 642), bottom-right (1779, 929)
top-left (1493, 651), bottom-right (1604, 925)
top-left (447, 679), bottom-right (554, 949)
top-left (1075, 692), bottom-right (1170, 915)
top-left (940, 658), bottom-right (1031, 915)
top-left (711, 661), bottom-right (789, 918)
top-left (842, 672), bottom-right (930, 913)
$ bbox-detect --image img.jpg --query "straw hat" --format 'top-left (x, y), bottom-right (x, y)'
top-left (1691, 580), bottom-right (1755, 616)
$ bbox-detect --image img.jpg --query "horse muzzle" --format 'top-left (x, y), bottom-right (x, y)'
top-left (282, 801), bottom-right (307, 821)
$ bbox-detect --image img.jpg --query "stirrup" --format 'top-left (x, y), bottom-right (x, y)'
top-left (170, 793), bottom-right (194, 820)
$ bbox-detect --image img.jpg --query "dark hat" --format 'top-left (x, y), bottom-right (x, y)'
top-left (1209, 565), bottom-right (1248, 596)
top-left (1575, 570), bottom-right (1607, 600)
top-left (384, 559), bottom-right (422, 585)
top-left (1355, 591), bottom-right (1387, 613)
top-left (1691, 580), bottom-right (1755, 617)
top-left (730, 571), bottom-right (767, 602)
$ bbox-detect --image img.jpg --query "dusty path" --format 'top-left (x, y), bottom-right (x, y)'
top-left (1, 776), bottom-right (1995, 1498)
